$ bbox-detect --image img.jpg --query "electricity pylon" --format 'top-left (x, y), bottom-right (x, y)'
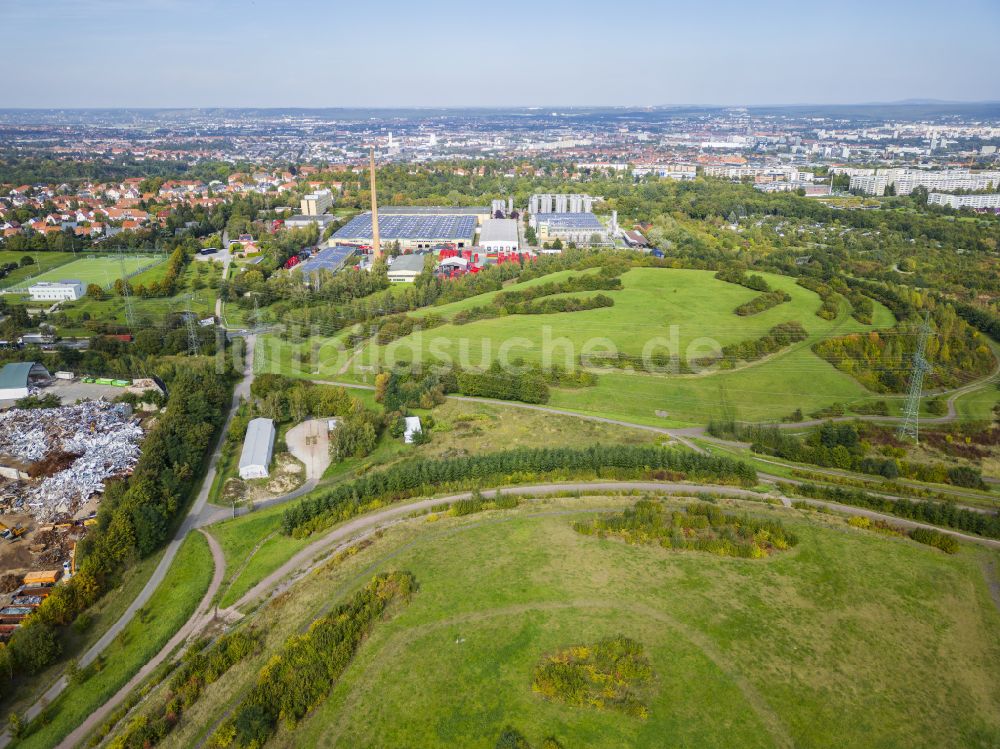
top-left (898, 312), bottom-right (932, 443)
top-left (184, 308), bottom-right (201, 356)
top-left (117, 249), bottom-right (137, 333)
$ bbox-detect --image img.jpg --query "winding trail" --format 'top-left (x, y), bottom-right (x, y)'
top-left (55, 531), bottom-right (228, 749)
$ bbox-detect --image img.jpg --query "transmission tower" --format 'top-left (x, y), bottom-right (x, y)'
top-left (117, 249), bottom-right (137, 333)
top-left (184, 308), bottom-right (201, 356)
top-left (898, 312), bottom-right (932, 443)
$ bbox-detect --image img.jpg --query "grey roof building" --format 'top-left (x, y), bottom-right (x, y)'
top-left (239, 417), bottom-right (275, 480)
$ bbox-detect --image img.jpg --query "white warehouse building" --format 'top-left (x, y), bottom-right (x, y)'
top-left (239, 417), bottom-right (276, 480)
top-left (478, 218), bottom-right (519, 254)
top-left (28, 280), bottom-right (84, 302)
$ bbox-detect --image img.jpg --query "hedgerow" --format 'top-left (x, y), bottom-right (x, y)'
top-left (281, 446), bottom-right (757, 536)
top-left (208, 572), bottom-right (415, 749)
top-left (109, 630), bottom-right (262, 749)
top-left (780, 482), bottom-right (1000, 539)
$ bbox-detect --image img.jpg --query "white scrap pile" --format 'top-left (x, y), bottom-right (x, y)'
top-left (0, 402), bottom-right (143, 521)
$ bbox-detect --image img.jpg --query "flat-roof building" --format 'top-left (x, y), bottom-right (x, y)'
top-left (478, 218), bottom-right (519, 254)
top-left (333, 212), bottom-right (477, 252)
top-left (928, 192), bottom-right (1000, 209)
top-left (239, 417), bottom-right (275, 480)
top-left (296, 245), bottom-right (356, 279)
top-left (28, 280), bottom-right (83, 302)
top-left (531, 212), bottom-right (608, 246)
top-left (284, 214), bottom-right (337, 231)
top-left (300, 189), bottom-right (333, 216)
top-left (387, 254), bottom-right (427, 283)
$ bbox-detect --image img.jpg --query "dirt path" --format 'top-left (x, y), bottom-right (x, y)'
top-left (55, 530), bottom-right (227, 749)
top-left (223, 479), bottom-right (1000, 619)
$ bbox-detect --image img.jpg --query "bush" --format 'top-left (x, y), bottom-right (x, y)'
top-left (909, 527), bottom-right (960, 554)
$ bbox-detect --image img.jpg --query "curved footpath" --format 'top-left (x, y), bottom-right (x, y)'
top-left (55, 532), bottom-right (227, 749)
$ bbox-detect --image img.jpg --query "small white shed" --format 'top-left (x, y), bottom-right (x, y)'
top-left (403, 416), bottom-right (422, 444)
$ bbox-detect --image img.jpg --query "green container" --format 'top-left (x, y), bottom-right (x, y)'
top-left (112, 380), bottom-right (130, 387)
top-left (96, 378), bottom-right (114, 385)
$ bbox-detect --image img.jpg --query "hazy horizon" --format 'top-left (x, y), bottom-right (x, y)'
top-left (4, 0), bottom-right (1000, 109)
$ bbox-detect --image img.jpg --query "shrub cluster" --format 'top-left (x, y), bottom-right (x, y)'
top-left (580, 321), bottom-right (807, 373)
top-left (796, 277), bottom-right (840, 320)
top-left (452, 272), bottom-right (621, 325)
top-left (208, 572), bottom-right (415, 749)
top-left (715, 268), bottom-right (771, 292)
top-left (734, 289), bottom-right (791, 316)
top-left (574, 499), bottom-right (798, 558)
top-left (281, 446), bottom-right (757, 536)
top-left (909, 527), bottom-right (960, 554)
top-left (456, 362), bottom-right (550, 404)
top-left (532, 635), bottom-right (652, 719)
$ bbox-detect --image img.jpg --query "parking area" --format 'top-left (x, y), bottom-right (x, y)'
top-left (285, 418), bottom-right (332, 479)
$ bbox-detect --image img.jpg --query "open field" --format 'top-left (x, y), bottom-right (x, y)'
top-left (0, 251), bottom-right (77, 290)
top-left (12, 532), bottom-right (213, 749)
top-left (262, 268), bottom-right (906, 425)
top-left (4, 252), bottom-right (167, 292)
top-left (151, 494), bottom-right (1000, 749)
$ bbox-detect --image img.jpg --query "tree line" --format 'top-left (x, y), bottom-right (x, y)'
top-left (280, 445), bottom-right (758, 537)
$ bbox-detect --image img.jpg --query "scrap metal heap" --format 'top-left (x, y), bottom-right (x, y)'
top-left (0, 402), bottom-right (143, 521)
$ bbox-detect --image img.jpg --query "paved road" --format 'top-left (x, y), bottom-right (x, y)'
top-left (0, 336), bottom-right (256, 749)
top-left (55, 531), bottom-right (228, 749)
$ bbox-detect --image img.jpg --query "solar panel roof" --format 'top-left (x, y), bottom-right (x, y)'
top-left (536, 212), bottom-right (604, 229)
top-left (296, 245), bottom-right (356, 274)
top-left (334, 213), bottom-right (477, 241)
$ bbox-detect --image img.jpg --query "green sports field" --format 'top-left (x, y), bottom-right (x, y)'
top-left (146, 494), bottom-right (1000, 749)
top-left (262, 267), bottom-right (902, 425)
top-left (7, 253), bottom-right (167, 291)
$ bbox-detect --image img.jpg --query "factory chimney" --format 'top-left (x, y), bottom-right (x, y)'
top-left (369, 147), bottom-right (382, 260)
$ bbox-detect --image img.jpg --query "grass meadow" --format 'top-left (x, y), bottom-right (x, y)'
top-left (148, 494), bottom-right (1000, 749)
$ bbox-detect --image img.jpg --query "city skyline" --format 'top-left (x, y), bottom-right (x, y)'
top-left (3, 0), bottom-right (1000, 109)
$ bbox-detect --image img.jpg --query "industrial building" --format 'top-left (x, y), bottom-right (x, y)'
top-left (239, 417), bottom-right (275, 480)
top-left (295, 245), bottom-right (357, 279)
top-left (478, 218), bottom-right (519, 254)
top-left (333, 211), bottom-right (478, 252)
top-left (0, 362), bottom-right (50, 400)
top-left (387, 254), bottom-right (427, 283)
top-left (283, 214), bottom-right (337, 231)
top-left (531, 212), bottom-right (609, 245)
top-left (529, 194), bottom-right (595, 215)
top-left (28, 280), bottom-right (83, 302)
top-left (300, 189), bottom-right (333, 216)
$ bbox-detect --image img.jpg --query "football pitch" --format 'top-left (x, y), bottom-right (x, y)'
top-left (7, 253), bottom-right (167, 291)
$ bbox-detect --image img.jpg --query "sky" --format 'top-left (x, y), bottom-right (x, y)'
top-left (3, 0), bottom-right (1000, 108)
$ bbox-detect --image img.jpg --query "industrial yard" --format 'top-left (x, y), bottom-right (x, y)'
top-left (0, 397), bottom-right (151, 643)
